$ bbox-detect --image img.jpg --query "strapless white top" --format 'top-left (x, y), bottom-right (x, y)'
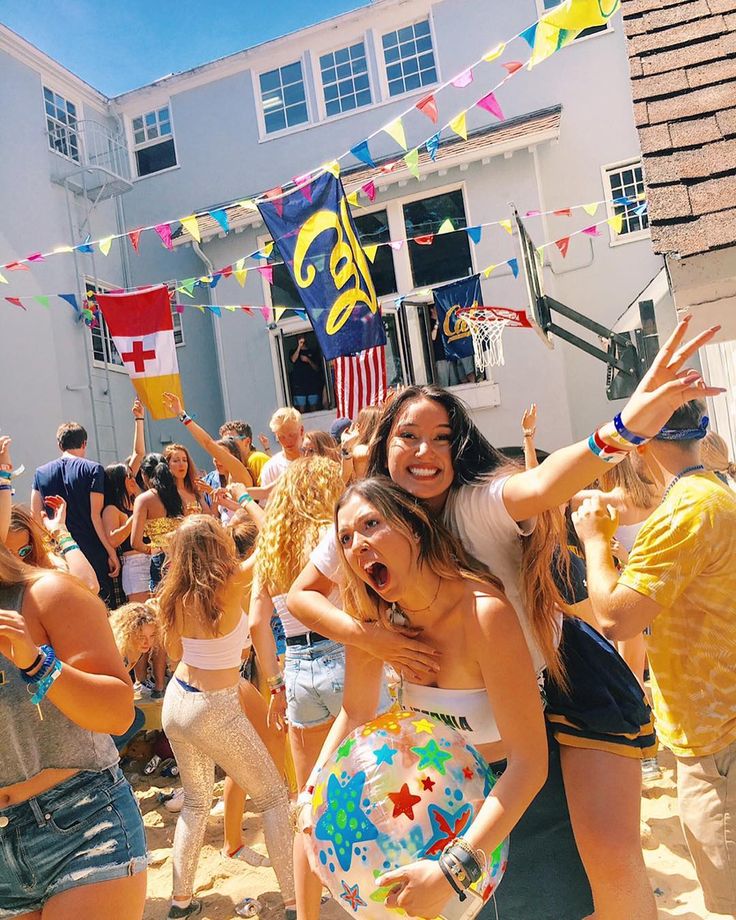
top-left (401, 682), bottom-right (500, 745)
top-left (180, 614), bottom-right (250, 670)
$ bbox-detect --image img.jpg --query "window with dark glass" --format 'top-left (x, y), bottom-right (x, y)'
top-left (320, 43), bottom-right (372, 116)
top-left (606, 162), bottom-right (649, 236)
top-left (260, 62), bottom-right (309, 134)
top-left (44, 87), bottom-right (79, 161)
top-left (403, 190), bottom-right (473, 288)
top-left (382, 20), bottom-right (437, 97)
top-left (132, 106), bottom-right (177, 177)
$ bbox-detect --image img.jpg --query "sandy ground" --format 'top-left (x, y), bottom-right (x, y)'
top-left (134, 747), bottom-right (718, 920)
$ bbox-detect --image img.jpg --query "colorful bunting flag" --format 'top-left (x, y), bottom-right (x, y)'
top-left (346, 191), bottom-right (360, 207)
top-left (362, 180), bottom-right (376, 202)
top-left (99, 236), bottom-right (114, 256)
top-left (525, 210), bottom-right (542, 217)
top-left (404, 148), bottom-right (420, 179)
top-left (426, 133), bottom-right (441, 162)
top-left (260, 306), bottom-right (272, 323)
top-left (415, 234), bottom-right (434, 246)
top-left (466, 226), bottom-right (482, 244)
top-left (385, 117), bottom-right (407, 151)
top-left (264, 188), bottom-right (284, 219)
top-left (416, 95), bottom-right (438, 124)
top-left (529, 21), bottom-right (564, 68)
top-left (59, 293), bottom-right (80, 312)
top-left (27, 253), bottom-right (44, 263)
top-left (6, 262), bottom-right (29, 272)
top-left (499, 219), bottom-right (513, 234)
top-left (234, 259), bottom-right (248, 287)
top-left (176, 285), bottom-right (195, 299)
top-left (53, 245), bottom-right (75, 254)
top-left (155, 224), bottom-right (173, 251)
top-left (389, 240), bottom-right (403, 251)
top-left (451, 69), bottom-right (473, 88)
top-left (210, 209), bottom-right (230, 234)
top-left (295, 178), bottom-right (313, 203)
top-left (128, 230), bottom-right (142, 253)
top-left (484, 42), bottom-right (506, 62)
top-left (507, 258), bottom-right (519, 277)
top-left (238, 199), bottom-right (259, 211)
top-left (363, 243), bottom-right (378, 263)
top-left (483, 264), bottom-right (497, 279)
top-left (6, 297), bottom-right (25, 310)
top-left (181, 215), bottom-right (201, 242)
top-left (520, 24), bottom-right (538, 48)
top-left (0, 273), bottom-right (6, 284)
top-left (502, 61), bottom-right (523, 75)
top-left (257, 265), bottom-right (274, 284)
top-left (209, 305), bottom-right (222, 316)
top-left (582, 225), bottom-right (601, 237)
top-left (76, 235), bottom-right (94, 254)
top-left (220, 265), bottom-right (233, 279)
top-left (541, 0), bottom-right (620, 31)
top-left (323, 160), bottom-right (341, 178)
top-left (582, 202), bottom-right (599, 216)
top-left (477, 91), bottom-right (504, 121)
top-left (350, 141), bottom-right (376, 168)
top-left (181, 278), bottom-right (197, 295)
top-left (554, 208), bottom-right (572, 217)
top-left (634, 201), bottom-right (649, 217)
top-left (608, 213), bottom-right (624, 234)
top-left (555, 237), bottom-right (570, 258)
top-left (263, 240), bottom-right (274, 257)
top-left (34, 295), bottom-right (50, 308)
top-left (449, 112), bottom-right (468, 141)
top-left (273, 307), bottom-right (288, 322)
top-left (438, 218), bottom-right (455, 235)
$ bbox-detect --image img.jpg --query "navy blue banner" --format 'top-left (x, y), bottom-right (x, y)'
top-left (432, 275), bottom-right (480, 361)
top-left (258, 172), bottom-right (386, 361)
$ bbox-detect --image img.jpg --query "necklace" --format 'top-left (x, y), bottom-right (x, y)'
top-left (388, 575), bottom-right (442, 626)
top-left (661, 464), bottom-right (705, 503)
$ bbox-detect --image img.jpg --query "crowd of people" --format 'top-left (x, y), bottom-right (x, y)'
top-left (1, 317), bottom-right (735, 920)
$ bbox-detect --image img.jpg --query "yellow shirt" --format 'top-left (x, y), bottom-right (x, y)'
top-left (247, 450), bottom-right (270, 486)
top-left (619, 472), bottom-right (736, 757)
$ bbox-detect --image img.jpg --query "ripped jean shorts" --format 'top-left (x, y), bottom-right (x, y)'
top-left (0, 766), bottom-right (147, 918)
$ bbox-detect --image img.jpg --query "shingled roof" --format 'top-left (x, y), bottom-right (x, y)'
top-left (622, 0), bottom-right (736, 258)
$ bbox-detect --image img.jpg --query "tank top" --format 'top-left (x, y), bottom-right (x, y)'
top-left (180, 614), bottom-right (250, 669)
top-left (401, 681), bottom-right (500, 745)
top-left (272, 593), bottom-right (309, 639)
top-left (0, 583), bottom-right (119, 787)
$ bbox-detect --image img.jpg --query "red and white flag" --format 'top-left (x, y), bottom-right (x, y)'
top-left (333, 346), bottom-right (387, 419)
top-left (95, 285), bottom-right (183, 419)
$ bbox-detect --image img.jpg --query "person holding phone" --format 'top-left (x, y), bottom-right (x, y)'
top-left (290, 337), bottom-right (324, 413)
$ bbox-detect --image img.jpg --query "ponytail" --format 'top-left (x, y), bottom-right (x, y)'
top-left (150, 460), bottom-right (183, 517)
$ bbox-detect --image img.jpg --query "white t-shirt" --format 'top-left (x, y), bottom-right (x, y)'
top-left (260, 451), bottom-right (291, 488)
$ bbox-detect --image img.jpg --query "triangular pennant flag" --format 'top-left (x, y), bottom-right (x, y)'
top-left (451, 69), bottom-right (473, 88)
top-left (263, 240), bottom-right (274, 257)
top-left (34, 295), bottom-right (50, 308)
top-left (176, 285), bottom-right (195, 299)
top-left (6, 262), bottom-right (29, 272)
top-left (466, 226), bottom-right (482, 244)
top-left (350, 140), bottom-right (376, 168)
top-left (193, 304), bottom-right (206, 313)
top-left (426, 132), bottom-right (441, 162)
top-left (499, 219), bottom-right (513, 234)
top-left (259, 306), bottom-right (272, 322)
top-left (380, 160), bottom-right (399, 173)
top-left (477, 91), bottom-right (504, 121)
top-left (483, 264), bottom-right (497, 279)
top-left (554, 208), bottom-right (572, 217)
top-left (363, 243), bottom-right (379, 263)
top-left (416, 95), bottom-right (438, 124)
top-left (99, 236), bottom-right (114, 256)
top-left (634, 201), bottom-right (649, 217)
top-left (525, 210), bottom-right (542, 217)
top-left (555, 237), bottom-right (570, 258)
top-left (53, 245), bottom-right (75, 254)
top-left (181, 215), bottom-right (201, 242)
top-left (27, 252), bottom-right (44, 263)
top-left (264, 187), bottom-right (284, 218)
top-left (242, 307), bottom-right (254, 316)
top-left (220, 265), bottom-right (233, 279)
top-left (582, 202), bottom-right (599, 217)
top-left (273, 306), bottom-right (288, 323)
top-left (608, 213), bottom-right (624, 234)
top-left (529, 21), bottom-right (562, 68)
top-left (209, 305), bottom-right (222, 317)
top-left (449, 112), bottom-right (467, 141)
top-left (181, 278), bottom-right (197, 294)
top-left (0, 272), bottom-right (8, 284)
top-left (323, 160), bottom-right (341, 178)
top-left (613, 195), bottom-right (635, 207)
top-left (223, 306), bottom-right (238, 312)
top-left (294, 309), bottom-right (307, 320)
top-left (385, 117), bottom-right (407, 151)
top-left (438, 218), bottom-right (455, 235)
top-left (238, 199), bottom-right (259, 211)
top-left (484, 42), bottom-right (506, 62)
top-left (76, 235), bottom-right (94, 254)
top-left (414, 234), bottom-right (434, 246)
top-left (257, 265), bottom-right (274, 284)
top-left (294, 177), bottom-right (313, 203)
top-left (389, 240), bottom-right (403, 251)
top-left (210, 209), bottom-right (230, 234)
top-left (209, 274), bottom-right (222, 289)
top-left (404, 148), bottom-right (420, 179)
top-left (520, 24), bottom-right (538, 49)
top-left (59, 293), bottom-right (80, 313)
top-left (582, 225), bottom-right (601, 237)
top-left (128, 230), bottom-right (141, 253)
top-left (362, 180), bottom-right (376, 202)
top-left (507, 258), bottom-right (519, 278)
top-left (173, 303), bottom-right (186, 314)
top-left (155, 223), bottom-right (173, 251)
top-left (198, 275), bottom-right (213, 285)
top-left (6, 297), bottom-right (25, 310)
top-left (502, 61), bottom-right (523, 75)
top-left (347, 191), bottom-right (361, 207)
top-left (234, 259), bottom-right (248, 287)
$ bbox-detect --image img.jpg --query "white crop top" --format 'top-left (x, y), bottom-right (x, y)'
top-left (401, 682), bottom-right (500, 745)
top-left (180, 614), bottom-right (250, 670)
top-left (273, 593), bottom-right (308, 639)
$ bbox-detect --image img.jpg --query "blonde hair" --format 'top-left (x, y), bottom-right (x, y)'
top-left (0, 542), bottom-right (42, 588)
top-left (256, 456), bottom-right (344, 597)
top-left (354, 405), bottom-right (382, 447)
top-left (304, 430), bottom-right (340, 463)
top-left (157, 514), bottom-right (239, 641)
top-left (702, 431), bottom-right (736, 479)
top-left (599, 454), bottom-right (658, 509)
top-left (109, 601), bottom-right (160, 665)
top-left (269, 406), bottom-right (302, 432)
top-left (227, 510), bottom-right (259, 559)
top-left (9, 505), bottom-right (55, 569)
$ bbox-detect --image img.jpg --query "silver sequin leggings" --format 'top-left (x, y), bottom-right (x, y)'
top-left (162, 679), bottom-right (295, 902)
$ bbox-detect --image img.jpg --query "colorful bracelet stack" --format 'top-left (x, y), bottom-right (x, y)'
top-left (56, 531), bottom-right (79, 556)
top-left (438, 836), bottom-right (484, 901)
top-left (238, 492), bottom-right (254, 505)
top-left (0, 469), bottom-right (12, 493)
top-left (178, 412), bottom-right (193, 427)
top-left (19, 644), bottom-right (64, 706)
top-left (586, 412), bottom-right (649, 465)
top-left (267, 673), bottom-right (285, 696)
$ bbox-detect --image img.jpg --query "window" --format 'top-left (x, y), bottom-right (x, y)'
top-left (320, 43), bottom-right (372, 116)
top-left (604, 161), bottom-right (649, 238)
top-left (43, 86), bottom-right (79, 161)
top-left (354, 210), bottom-right (397, 297)
top-left (540, 0), bottom-right (610, 39)
top-left (403, 190), bottom-right (473, 288)
top-left (131, 106), bottom-right (177, 177)
top-left (382, 20), bottom-right (437, 97)
top-left (260, 62), bottom-right (309, 134)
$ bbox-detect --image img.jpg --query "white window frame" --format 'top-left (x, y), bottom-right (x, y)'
top-left (601, 158), bottom-right (650, 246)
top-left (535, 0), bottom-right (614, 43)
top-left (254, 57), bottom-right (312, 140)
top-left (129, 103), bottom-right (178, 179)
top-left (43, 85), bottom-right (80, 163)
top-left (375, 15), bottom-right (440, 103)
top-left (315, 37), bottom-right (374, 122)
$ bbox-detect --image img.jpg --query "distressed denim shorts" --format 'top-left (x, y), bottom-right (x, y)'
top-left (0, 766), bottom-right (147, 918)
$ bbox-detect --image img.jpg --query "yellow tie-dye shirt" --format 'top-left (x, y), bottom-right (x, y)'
top-left (619, 472), bottom-right (736, 757)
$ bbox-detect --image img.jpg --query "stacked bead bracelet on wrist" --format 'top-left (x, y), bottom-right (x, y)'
top-left (19, 644), bottom-right (63, 714)
top-left (587, 412), bottom-right (650, 465)
top-left (438, 837), bottom-right (484, 901)
top-left (267, 673), bottom-right (285, 696)
top-left (0, 468), bottom-right (13, 494)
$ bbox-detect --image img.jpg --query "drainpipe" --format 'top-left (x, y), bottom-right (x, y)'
top-left (192, 241), bottom-right (231, 419)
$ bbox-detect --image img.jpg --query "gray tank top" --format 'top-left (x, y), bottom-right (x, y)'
top-left (0, 582), bottom-right (119, 787)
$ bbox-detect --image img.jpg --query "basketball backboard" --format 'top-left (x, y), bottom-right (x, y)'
top-left (512, 206), bottom-right (554, 349)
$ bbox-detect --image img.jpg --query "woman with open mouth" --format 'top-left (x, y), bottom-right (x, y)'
top-left (288, 317), bottom-right (722, 920)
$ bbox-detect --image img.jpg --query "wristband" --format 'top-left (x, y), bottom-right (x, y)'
top-left (270, 684), bottom-right (285, 696)
top-left (19, 650), bottom-right (43, 675)
top-left (178, 412), bottom-right (193, 426)
top-left (60, 542), bottom-right (80, 556)
top-left (586, 429), bottom-right (629, 465)
top-left (266, 673), bottom-right (284, 686)
top-left (446, 839), bottom-right (483, 884)
top-left (30, 658), bottom-right (63, 705)
top-left (238, 493), bottom-right (254, 505)
top-left (613, 412), bottom-right (647, 446)
top-left (20, 645), bottom-right (56, 685)
top-left (523, 429), bottom-right (535, 438)
top-left (134, 417), bottom-right (144, 422)
top-left (0, 470), bottom-right (11, 481)
top-left (438, 854), bottom-right (467, 901)
top-left (0, 484), bottom-right (12, 493)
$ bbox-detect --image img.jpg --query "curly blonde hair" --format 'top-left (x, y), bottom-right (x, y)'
top-left (109, 601), bottom-right (160, 665)
top-left (256, 456), bottom-right (344, 597)
top-left (157, 514), bottom-right (239, 641)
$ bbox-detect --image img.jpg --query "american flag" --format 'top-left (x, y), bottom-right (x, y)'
top-left (333, 346), bottom-right (387, 419)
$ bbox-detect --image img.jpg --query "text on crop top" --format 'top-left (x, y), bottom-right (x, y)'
top-left (401, 682), bottom-right (501, 745)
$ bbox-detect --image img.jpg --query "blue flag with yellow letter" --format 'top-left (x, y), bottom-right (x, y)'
top-left (258, 172), bottom-right (386, 361)
top-left (432, 275), bottom-right (480, 361)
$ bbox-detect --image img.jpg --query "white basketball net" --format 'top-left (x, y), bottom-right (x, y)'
top-left (459, 309), bottom-right (510, 370)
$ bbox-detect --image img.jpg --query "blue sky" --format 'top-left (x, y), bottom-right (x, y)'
top-left (1, 0), bottom-right (370, 96)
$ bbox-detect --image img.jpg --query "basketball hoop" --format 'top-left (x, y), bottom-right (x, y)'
top-left (458, 307), bottom-right (513, 370)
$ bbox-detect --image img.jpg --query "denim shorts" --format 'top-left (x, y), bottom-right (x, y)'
top-left (0, 766), bottom-right (147, 918)
top-left (285, 640), bottom-right (347, 728)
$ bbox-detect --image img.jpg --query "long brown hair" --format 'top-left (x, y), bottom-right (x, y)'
top-left (366, 386), bottom-right (567, 686)
top-left (164, 443), bottom-right (199, 496)
top-left (0, 542), bottom-right (42, 588)
top-left (157, 514), bottom-right (239, 641)
top-left (335, 477), bottom-right (502, 631)
top-left (9, 505), bottom-right (55, 570)
top-left (599, 455), bottom-right (658, 509)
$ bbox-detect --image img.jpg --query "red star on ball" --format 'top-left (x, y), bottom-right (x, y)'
top-left (421, 776), bottom-right (435, 791)
top-left (388, 782), bottom-right (422, 820)
top-left (462, 766), bottom-right (474, 780)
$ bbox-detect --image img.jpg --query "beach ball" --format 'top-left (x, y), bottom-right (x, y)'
top-left (307, 710), bottom-right (508, 918)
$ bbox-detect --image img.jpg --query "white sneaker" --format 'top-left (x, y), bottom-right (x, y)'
top-left (210, 797), bottom-right (225, 817)
top-left (164, 788), bottom-right (185, 813)
top-left (134, 681), bottom-right (152, 699)
top-left (224, 845), bottom-right (271, 868)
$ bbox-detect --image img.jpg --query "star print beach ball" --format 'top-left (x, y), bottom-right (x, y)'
top-left (307, 710), bottom-right (508, 919)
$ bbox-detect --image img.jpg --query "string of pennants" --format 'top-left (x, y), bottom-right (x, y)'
top-left (3, 198), bottom-right (647, 318)
top-left (0, 0), bottom-right (621, 281)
